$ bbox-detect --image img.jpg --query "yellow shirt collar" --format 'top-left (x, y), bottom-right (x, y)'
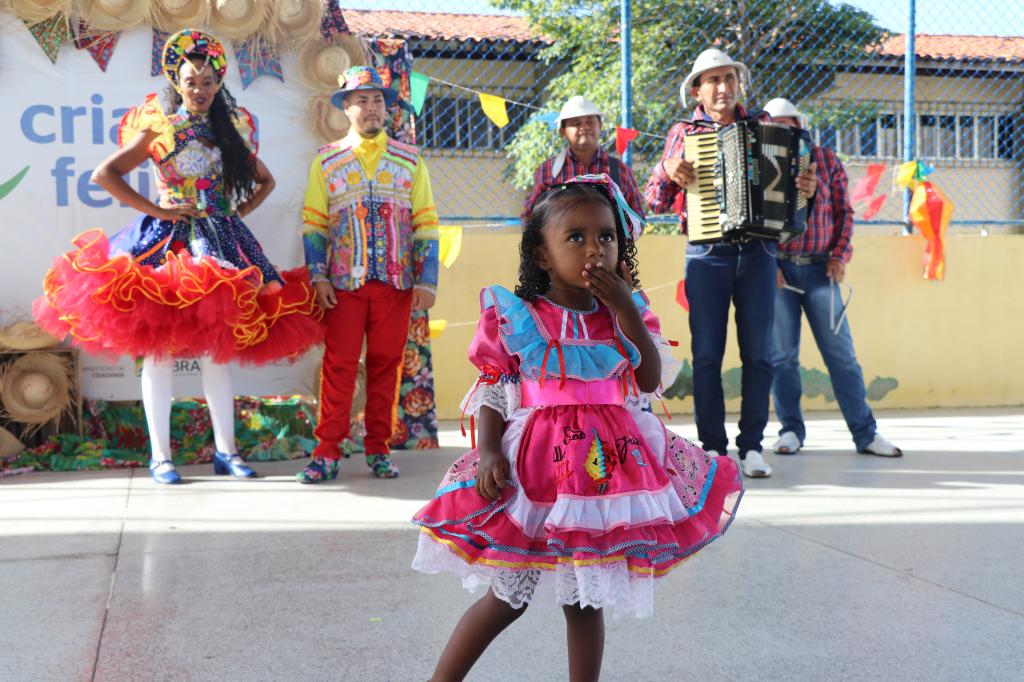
top-left (345, 129), bottom-right (389, 152)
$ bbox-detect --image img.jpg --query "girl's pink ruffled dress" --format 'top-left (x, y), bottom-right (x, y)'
top-left (412, 285), bottom-right (743, 618)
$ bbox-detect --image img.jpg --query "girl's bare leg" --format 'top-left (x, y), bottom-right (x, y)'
top-left (563, 604), bottom-right (604, 682)
top-left (431, 590), bottom-right (528, 681)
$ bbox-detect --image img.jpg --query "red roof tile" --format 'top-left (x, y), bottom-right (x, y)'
top-left (343, 8), bottom-right (544, 43)
top-left (879, 34), bottom-right (1024, 62)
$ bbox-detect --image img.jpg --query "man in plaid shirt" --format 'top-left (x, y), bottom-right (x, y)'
top-left (644, 49), bottom-right (817, 480)
top-left (764, 98), bottom-right (902, 458)
top-left (522, 96), bottom-right (645, 222)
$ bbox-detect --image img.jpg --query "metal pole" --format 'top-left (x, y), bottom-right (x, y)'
top-left (621, 0), bottom-right (633, 167)
top-left (902, 0), bottom-right (916, 235)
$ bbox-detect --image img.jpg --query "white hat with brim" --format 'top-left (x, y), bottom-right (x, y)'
top-left (680, 48), bottom-right (750, 102)
top-left (555, 95), bottom-right (604, 128)
top-left (149, 0), bottom-right (210, 32)
top-left (1, 353), bottom-right (72, 426)
top-left (75, 0), bottom-right (152, 32)
top-left (763, 97), bottom-right (809, 128)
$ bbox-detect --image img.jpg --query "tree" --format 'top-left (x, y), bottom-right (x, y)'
top-left (496, 0), bottom-right (888, 220)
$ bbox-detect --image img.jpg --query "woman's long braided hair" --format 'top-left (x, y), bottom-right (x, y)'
top-left (515, 183), bottom-right (640, 301)
top-left (165, 61), bottom-right (257, 204)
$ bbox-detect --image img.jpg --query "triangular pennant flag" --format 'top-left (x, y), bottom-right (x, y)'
top-left (74, 24), bottom-right (120, 72)
top-left (919, 161), bottom-right (934, 179)
top-left (429, 320), bottom-right (448, 339)
top-left (26, 15), bottom-right (66, 65)
top-left (675, 279), bottom-right (689, 312)
top-left (321, 0), bottom-right (351, 43)
top-left (530, 111), bottom-right (559, 129)
top-left (851, 163), bottom-right (886, 204)
top-left (151, 29), bottom-right (170, 77)
top-left (615, 127), bottom-right (639, 156)
top-left (478, 93), bottom-right (509, 128)
top-left (438, 225), bottom-right (463, 269)
top-left (860, 193), bottom-right (887, 220)
top-left (234, 39), bottom-right (284, 89)
top-left (409, 71), bottom-right (429, 115)
top-left (896, 160), bottom-right (921, 190)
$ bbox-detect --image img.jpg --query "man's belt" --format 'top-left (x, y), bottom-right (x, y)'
top-left (777, 253), bottom-right (829, 265)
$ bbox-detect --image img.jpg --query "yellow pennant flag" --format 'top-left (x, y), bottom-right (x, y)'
top-left (895, 160), bottom-right (919, 190)
top-left (429, 320), bottom-right (448, 339)
top-left (478, 93), bottom-right (509, 128)
top-left (438, 225), bottom-right (464, 269)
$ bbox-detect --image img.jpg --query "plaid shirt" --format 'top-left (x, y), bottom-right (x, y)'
top-left (522, 146), bottom-right (646, 222)
top-left (779, 145), bottom-right (853, 263)
top-left (644, 104), bottom-right (769, 234)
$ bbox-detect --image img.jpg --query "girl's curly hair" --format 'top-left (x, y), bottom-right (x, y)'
top-left (165, 67), bottom-right (257, 205)
top-left (515, 183), bottom-right (640, 301)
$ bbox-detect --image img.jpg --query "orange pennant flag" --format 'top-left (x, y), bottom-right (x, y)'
top-left (909, 181), bottom-right (953, 281)
top-left (478, 93), bottom-right (509, 128)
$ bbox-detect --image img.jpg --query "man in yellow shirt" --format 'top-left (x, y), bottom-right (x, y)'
top-left (299, 66), bottom-right (439, 483)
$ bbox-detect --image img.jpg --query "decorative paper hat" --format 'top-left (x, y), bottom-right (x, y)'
top-left (681, 48), bottom-right (749, 102)
top-left (0, 321), bottom-right (61, 351)
top-left (557, 173), bottom-right (646, 242)
top-left (10, 0), bottom-right (66, 25)
top-left (271, 0), bottom-right (321, 43)
top-left (75, 0), bottom-right (151, 32)
top-left (298, 33), bottom-right (368, 90)
top-left (208, 0), bottom-right (271, 42)
top-left (0, 353), bottom-right (73, 426)
top-left (162, 28), bottom-right (228, 89)
top-left (149, 0), bottom-right (209, 33)
top-left (308, 91), bottom-right (351, 144)
top-left (0, 425), bottom-right (25, 459)
top-left (330, 65), bottom-right (398, 110)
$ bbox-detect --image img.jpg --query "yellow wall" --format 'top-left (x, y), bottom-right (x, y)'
top-left (429, 233), bottom-right (1024, 419)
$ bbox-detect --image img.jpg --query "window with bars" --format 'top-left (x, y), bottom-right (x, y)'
top-left (810, 111), bottom-right (1019, 162)
top-left (418, 94), bottom-right (530, 151)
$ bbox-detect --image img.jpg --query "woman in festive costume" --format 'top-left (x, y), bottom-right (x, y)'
top-left (34, 30), bottom-right (323, 484)
top-left (412, 174), bottom-right (743, 680)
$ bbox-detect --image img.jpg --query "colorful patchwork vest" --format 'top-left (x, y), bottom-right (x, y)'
top-left (317, 138), bottom-right (419, 291)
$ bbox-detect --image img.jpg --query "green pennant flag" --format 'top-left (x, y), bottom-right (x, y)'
top-left (410, 71), bottom-right (429, 116)
top-left (26, 15), bottom-right (66, 65)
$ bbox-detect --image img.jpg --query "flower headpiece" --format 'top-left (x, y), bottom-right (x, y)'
top-left (553, 173), bottom-right (646, 242)
top-left (162, 29), bottom-right (228, 91)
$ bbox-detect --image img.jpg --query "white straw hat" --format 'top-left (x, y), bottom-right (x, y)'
top-left (298, 34), bottom-right (368, 90)
top-left (680, 48), bottom-right (749, 102)
top-left (208, 0), bottom-right (271, 42)
top-left (0, 353), bottom-right (73, 426)
top-left (271, 0), bottom-right (321, 44)
top-left (10, 0), bottom-right (66, 25)
top-left (0, 425), bottom-right (25, 459)
top-left (763, 97), bottom-right (808, 128)
top-left (149, 0), bottom-right (209, 33)
top-left (0, 321), bottom-right (61, 351)
top-left (555, 95), bottom-right (604, 128)
top-left (74, 0), bottom-right (151, 31)
top-left (308, 91), bottom-right (351, 144)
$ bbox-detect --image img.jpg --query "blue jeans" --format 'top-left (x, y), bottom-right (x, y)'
top-left (771, 260), bottom-right (877, 450)
top-left (685, 239), bottom-right (777, 454)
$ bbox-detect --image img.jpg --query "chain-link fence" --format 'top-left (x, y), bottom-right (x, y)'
top-left (347, 0), bottom-right (1024, 232)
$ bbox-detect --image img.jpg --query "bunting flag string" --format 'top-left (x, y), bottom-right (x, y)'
top-left (234, 39), bottom-right (284, 89)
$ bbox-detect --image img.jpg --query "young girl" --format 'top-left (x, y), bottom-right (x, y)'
top-left (412, 174), bottom-right (743, 680)
top-left (33, 30), bottom-right (323, 484)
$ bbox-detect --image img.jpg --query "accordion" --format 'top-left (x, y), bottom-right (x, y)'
top-left (684, 120), bottom-right (813, 244)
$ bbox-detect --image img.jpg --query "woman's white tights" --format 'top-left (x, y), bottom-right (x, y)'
top-left (141, 357), bottom-right (237, 462)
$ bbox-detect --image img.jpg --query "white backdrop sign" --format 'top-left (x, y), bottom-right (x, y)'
top-left (0, 13), bottom-right (324, 399)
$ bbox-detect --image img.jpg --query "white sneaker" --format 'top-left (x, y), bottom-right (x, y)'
top-left (772, 431), bottom-right (801, 455)
top-left (859, 434), bottom-right (903, 457)
top-left (741, 450), bottom-right (773, 478)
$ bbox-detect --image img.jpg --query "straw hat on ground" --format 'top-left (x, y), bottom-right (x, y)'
top-left (299, 34), bottom-right (368, 90)
top-left (0, 425), bottom-right (25, 459)
top-left (271, 0), bottom-right (321, 44)
top-left (0, 353), bottom-right (73, 426)
top-left (149, 0), bottom-right (208, 32)
top-left (308, 91), bottom-right (350, 144)
top-left (208, 0), bottom-right (271, 42)
top-left (0, 321), bottom-right (61, 351)
top-left (10, 0), bottom-right (67, 25)
top-left (74, 0), bottom-right (150, 31)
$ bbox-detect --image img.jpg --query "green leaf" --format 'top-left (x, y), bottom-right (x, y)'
top-left (0, 166), bottom-right (30, 201)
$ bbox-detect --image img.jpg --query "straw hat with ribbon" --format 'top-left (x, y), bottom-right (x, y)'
top-left (74, 0), bottom-right (151, 32)
top-left (0, 425), bottom-right (25, 459)
top-left (308, 91), bottom-right (351, 144)
top-left (299, 34), bottom-right (368, 90)
top-left (10, 0), bottom-right (67, 25)
top-left (149, 0), bottom-right (208, 33)
top-left (0, 353), bottom-right (73, 426)
top-left (208, 0), bottom-right (271, 43)
top-left (0, 321), bottom-right (61, 351)
top-left (270, 0), bottom-right (321, 44)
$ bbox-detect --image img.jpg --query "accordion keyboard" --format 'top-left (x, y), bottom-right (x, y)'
top-left (684, 131), bottom-right (724, 243)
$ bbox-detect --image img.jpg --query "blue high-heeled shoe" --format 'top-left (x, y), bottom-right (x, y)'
top-left (213, 451), bottom-right (257, 478)
top-left (149, 459), bottom-right (182, 484)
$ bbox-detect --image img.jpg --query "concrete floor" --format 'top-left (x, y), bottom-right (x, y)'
top-left (2, 409), bottom-right (1023, 682)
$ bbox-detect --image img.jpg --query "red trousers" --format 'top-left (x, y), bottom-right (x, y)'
top-left (314, 280), bottom-right (413, 459)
